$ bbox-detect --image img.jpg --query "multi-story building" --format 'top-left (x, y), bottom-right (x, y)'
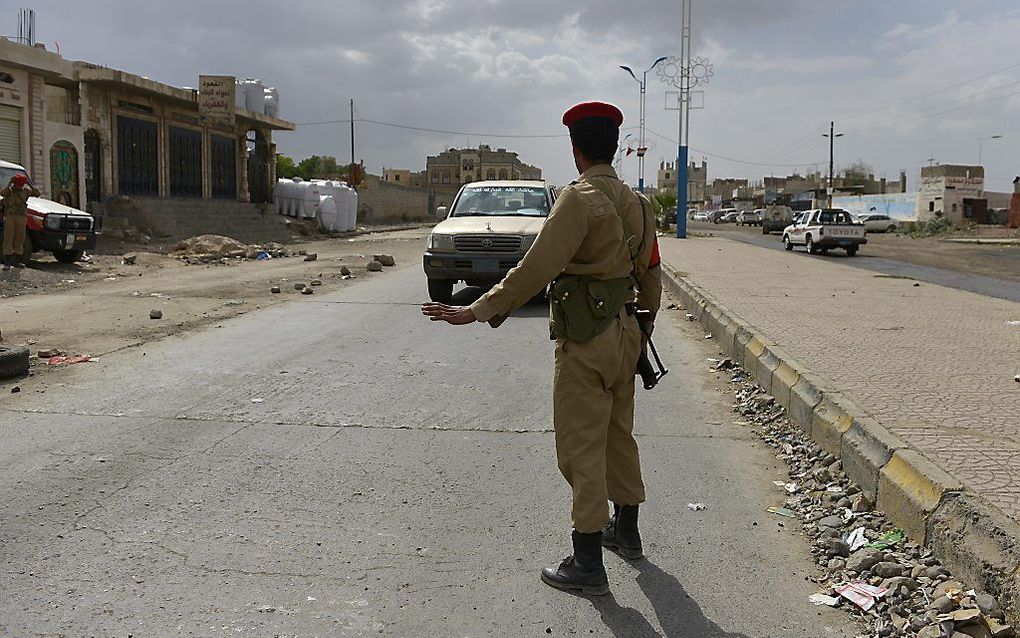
top-left (656, 160), bottom-right (707, 204)
top-left (425, 144), bottom-right (541, 187)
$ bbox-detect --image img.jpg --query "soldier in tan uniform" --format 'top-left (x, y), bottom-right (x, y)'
top-left (422, 101), bottom-right (661, 595)
top-left (1, 173), bottom-right (40, 271)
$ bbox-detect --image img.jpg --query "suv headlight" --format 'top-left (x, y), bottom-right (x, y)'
top-left (44, 214), bottom-right (66, 230)
top-left (521, 235), bottom-right (538, 252)
top-left (427, 233), bottom-right (455, 252)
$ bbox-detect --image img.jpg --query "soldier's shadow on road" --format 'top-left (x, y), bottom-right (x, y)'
top-left (588, 558), bottom-right (751, 638)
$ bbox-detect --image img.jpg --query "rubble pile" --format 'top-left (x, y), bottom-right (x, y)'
top-left (719, 360), bottom-right (1014, 638)
top-left (171, 235), bottom-right (291, 264)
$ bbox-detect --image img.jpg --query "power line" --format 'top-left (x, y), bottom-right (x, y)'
top-left (845, 85), bottom-right (1020, 135)
top-left (296, 117), bottom-right (568, 139)
top-left (644, 128), bottom-right (823, 168)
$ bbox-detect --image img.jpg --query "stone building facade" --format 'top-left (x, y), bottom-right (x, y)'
top-left (656, 160), bottom-right (707, 204)
top-left (0, 37), bottom-right (294, 239)
top-left (426, 144), bottom-right (541, 187)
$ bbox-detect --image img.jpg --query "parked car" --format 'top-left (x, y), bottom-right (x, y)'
top-left (423, 180), bottom-right (557, 303)
top-left (854, 213), bottom-right (899, 233)
top-left (692, 211), bottom-right (710, 222)
top-left (709, 208), bottom-right (738, 223)
top-left (0, 160), bottom-right (100, 263)
top-left (761, 206), bottom-right (794, 234)
top-left (782, 208), bottom-right (867, 256)
top-left (737, 210), bottom-right (763, 226)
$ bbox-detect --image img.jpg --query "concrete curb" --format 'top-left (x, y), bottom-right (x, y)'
top-left (661, 262), bottom-right (1020, 619)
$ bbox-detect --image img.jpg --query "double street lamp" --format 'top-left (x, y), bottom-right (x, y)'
top-left (977, 134), bottom-right (1003, 166)
top-left (823, 121), bottom-right (844, 208)
top-left (620, 56), bottom-right (668, 193)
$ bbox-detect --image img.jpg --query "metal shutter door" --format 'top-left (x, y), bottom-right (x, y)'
top-left (0, 104), bottom-right (23, 164)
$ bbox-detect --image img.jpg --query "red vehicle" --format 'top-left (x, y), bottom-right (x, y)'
top-left (0, 160), bottom-right (100, 263)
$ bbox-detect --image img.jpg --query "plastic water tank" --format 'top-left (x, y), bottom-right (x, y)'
top-left (346, 186), bottom-right (359, 231)
top-left (317, 195), bottom-right (339, 232)
top-left (243, 79), bottom-right (265, 113)
top-left (263, 87), bottom-right (280, 118)
top-left (235, 80), bottom-right (247, 110)
top-left (290, 178), bottom-right (321, 219)
top-left (274, 179), bottom-right (289, 216)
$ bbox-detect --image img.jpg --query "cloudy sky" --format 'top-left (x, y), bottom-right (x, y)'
top-left (29, 0), bottom-right (1020, 191)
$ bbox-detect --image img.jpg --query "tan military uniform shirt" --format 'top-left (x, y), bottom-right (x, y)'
top-left (1, 184), bottom-right (40, 217)
top-left (470, 164), bottom-right (662, 324)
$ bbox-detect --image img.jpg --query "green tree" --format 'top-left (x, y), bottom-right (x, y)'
top-left (276, 154), bottom-right (299, 179)
top-left (296, 155), bottom-right (346, 179)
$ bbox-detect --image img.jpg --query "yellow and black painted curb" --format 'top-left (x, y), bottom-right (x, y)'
top-left (661, 263), bottom-right (1020, 621)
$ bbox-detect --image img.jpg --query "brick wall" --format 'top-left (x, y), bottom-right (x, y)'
top-left (101, 197), bottom-right (291, 244)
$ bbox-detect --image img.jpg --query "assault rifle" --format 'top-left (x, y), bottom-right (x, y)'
top-left (635, 309), bottom-right (668, 390)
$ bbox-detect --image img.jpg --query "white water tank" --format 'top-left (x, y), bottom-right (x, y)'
top-left (243, 78), bottom-right (265, 113)
top-left (263, 87), bottom-right (280, 118)
top-left (274, 179), bottom-right (290, 216)
top-left (317, 195), bottom-right (340, 232)
top-left (235, 80), bottom-right (247, 110)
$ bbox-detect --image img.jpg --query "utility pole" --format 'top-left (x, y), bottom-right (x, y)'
top-left (977, 134), bottom-right (1002, 166)
top-left (823, 121), bottom-right (844, 208)
top-left (676, 0), bottom-right (692, 238)
top-left (349, 98), bottom-right (356, 167)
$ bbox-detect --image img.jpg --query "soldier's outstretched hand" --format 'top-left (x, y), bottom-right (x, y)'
top-left (421, 303), bottom-right (477, 325)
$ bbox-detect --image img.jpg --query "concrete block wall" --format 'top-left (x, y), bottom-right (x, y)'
top-left (358, 176), bottom-right (430, 223)
top-left (102, 197), bottom-right (291, 244)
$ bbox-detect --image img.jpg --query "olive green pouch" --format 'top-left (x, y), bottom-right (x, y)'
top-left (549, 274), bottom-right (630, 342)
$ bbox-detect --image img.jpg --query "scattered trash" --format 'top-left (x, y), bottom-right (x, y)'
top-left (36, 348), bottom-right (63, 358)
top-left (685, 313), bottom-right (695, 321)
top-left (11, 386), bottom-right (21, 394)
top-left (704, 334), bottom-right (712, 339)
top-left (835, 582), bottom-right (888, 612)
top-left (866, 528), bottom-right (904, 550)
top-left (256, 251), bottom-right (271, 260)
top-left (46, 355), bottom-right (92, 366)
top-left (686, 503), bottom-right (707, 511)
top-left (122, 253), bottom-right (137, 265)
top-left (271, 286), bottom-right (281, 294)
top-left (251, 398), bottom-right (264, 404)
top-left (666, 303), bottom-right (679, 310)
top-left (301, 287), bottom-right (314, 295)
top-left (844, 527), bottom-right (868, 551)
top-left (1006, 320), bottom-right (1020, 327)
top-left (808, 593), bottom-right (840, 607)
top-left (766, 506), bottom-right (797, 518)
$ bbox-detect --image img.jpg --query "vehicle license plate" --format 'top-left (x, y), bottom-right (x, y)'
top-left (473, 259), bottom-right (500, 273)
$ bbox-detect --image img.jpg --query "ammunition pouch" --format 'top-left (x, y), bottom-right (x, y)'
top-left (549, 274), bottom-right (632, 342)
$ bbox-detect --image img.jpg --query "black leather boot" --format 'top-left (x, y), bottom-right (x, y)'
top-left (540, 530), bottom-right (609, 595)
top-left (602, 503), bottom-right (643, 559)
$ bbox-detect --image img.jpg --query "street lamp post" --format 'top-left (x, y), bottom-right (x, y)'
top-left (620, 57), bottom-right (668, 193)
top-left (977, 134), bottom-right (1003, 166)
top-left (822, 121), bottom-right (844, 208)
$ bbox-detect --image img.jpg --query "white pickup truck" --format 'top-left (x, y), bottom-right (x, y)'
top-left (782, 208), bottom-right (867, 256)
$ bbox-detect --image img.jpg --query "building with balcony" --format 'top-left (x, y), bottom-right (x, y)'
top-left (426, 144), bottom-right (542, 188)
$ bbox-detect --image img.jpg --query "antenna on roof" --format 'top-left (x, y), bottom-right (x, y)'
top-left (16, 8), bottom-right (36, 46)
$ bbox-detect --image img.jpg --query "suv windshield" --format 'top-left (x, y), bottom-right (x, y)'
top-left (452, 185), bottom-right (549, 217)
top-left (0, 166), bottom-right (30, 186)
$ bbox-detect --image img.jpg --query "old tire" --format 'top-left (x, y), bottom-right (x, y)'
top-left (846, 245), bottom-right (859, 257)
top-left (806, 236), bottom-right (816, 254)
top-left (0, 345), bottom-right (30, 379)
top-left (53, 249), bottom-right (83, 264)
top-left (783, 235), bottom-right (793, 251)
top-left (427, 278), bottom-right (454, 304)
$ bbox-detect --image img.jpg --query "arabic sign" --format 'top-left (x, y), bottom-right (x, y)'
top-left (198, 75), bottom-right (236, 126)
top-left (919, 175), bottom-right (983, 197)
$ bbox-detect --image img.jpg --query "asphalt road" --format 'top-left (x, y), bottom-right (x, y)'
top-left (688, 222), bottom-right (1020, 303)
top-left (0, 265), bottom-right (854, 637)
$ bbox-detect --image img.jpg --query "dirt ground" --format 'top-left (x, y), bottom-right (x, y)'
top-left (0, 227), bottom-right (432, 382)
top-left (687, 221), bottom-right (1020, 282)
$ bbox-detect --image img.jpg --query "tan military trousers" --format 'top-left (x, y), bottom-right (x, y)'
top-left (553, 310), bottom-right (645, 533)
top-left (2, 212), bottom-right (27, 257)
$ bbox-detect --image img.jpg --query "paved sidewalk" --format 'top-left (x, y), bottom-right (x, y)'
top-left (659, 236), bottom-right (1020, 522)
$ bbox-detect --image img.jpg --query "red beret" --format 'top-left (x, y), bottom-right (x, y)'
top-left (562, 101), bottom-right (623, 128)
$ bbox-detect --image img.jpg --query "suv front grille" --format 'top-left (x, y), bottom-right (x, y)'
top-left (61, 216), bottom-right (93, 232)
top-left (454, 234), bottom-right (522, 253)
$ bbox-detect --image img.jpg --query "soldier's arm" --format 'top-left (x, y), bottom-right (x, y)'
top-left (0, 186), bottom-right (10, 197)
top-left (635, 198), bottom-right (662, 318)
top-left (470, 187), bottom-right (589, 322)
